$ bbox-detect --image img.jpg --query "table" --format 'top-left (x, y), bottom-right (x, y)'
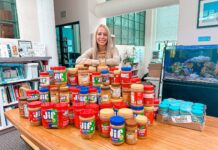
top-left (5, 109), bottom-right (218, 150)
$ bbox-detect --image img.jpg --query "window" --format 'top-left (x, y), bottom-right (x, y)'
top-left (0, 0), bottom-right (19, 38)
top-left (106, 11), bottom-right (145, 46)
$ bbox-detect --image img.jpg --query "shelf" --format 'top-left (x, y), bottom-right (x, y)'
top-left (0, 57), bottom-right (51, 63)
top-left (0, 77), bottom-right (40, 85)
top-left (0, 124), bottom-right (13, 131)
top-left (3, 101), bottom-right (18, 107)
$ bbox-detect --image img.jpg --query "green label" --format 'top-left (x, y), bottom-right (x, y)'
top-left (110, 127), bottom-right (125, 143)
top-left (54, 72), bottom-right (67, 82)
top-left (80, 120), bottom-right (95, 134)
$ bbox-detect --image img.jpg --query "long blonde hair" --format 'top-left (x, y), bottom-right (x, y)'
top-left (92, 24), bottom-right (114, 59)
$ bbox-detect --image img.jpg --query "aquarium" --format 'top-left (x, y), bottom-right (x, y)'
top-left (164, 45), bottom-right (218, 84)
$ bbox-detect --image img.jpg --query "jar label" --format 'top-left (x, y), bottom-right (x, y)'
top-left (24, 104), bottom-right (29, 117)
top-left (110, 127), bottom-right (125, 143)
top-left (100, 120), bottom-right (110, 136)
top-left (102, 76), bottom-right (110, 84)
top-left (102, 94), bottom-right (109, 102)
top-left (111, 87), bottom-right (121, 98)
top-left (145, 112), bottom-right (154, 125)
top-left (40, 93), bottom-right (49, 103)
top-left (144, 93), bottom-right (154, 98)
top-left (126, 129), bottom-right (137, 142)
top-left (54, 72), bottom-right (67, 83)
top-left (51, 93), bottom-right (59, 103)
top-left (60, 94), bottom-right (69, 103)
top-left (113, 74), bottom-right (121, 83)
top-left (80, 120), bottom-right (95, 134)
top-left (121, 73), bottom-right (129, 78)
top-left (40, 77), bottom-right (50, 86)
top-left (69, 74), bottom-right (78, 85)
top-left (137, 125), bottom-right (147, 137)
top-left (72, 93), bottom-right (79, 103)
top-left (131, 91), bottom-right (143, 105)
top-left (89, 93), bottom-right (97, 103)
top-left (80, 95), bottom-right (89, 103)
top-left (81, 74), bottom-right (89, 83)
top-left (29, 110), bottom-right (41, 123)
top-left (93, 76), bottom-right (102, 85)
top-left (42, 109), bottom-right (57, 128)
top-left (61, 110), bottom-right (69, 128)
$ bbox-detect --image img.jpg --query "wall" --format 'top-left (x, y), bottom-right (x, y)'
top-left (178, 0), bottom-right (218, 45)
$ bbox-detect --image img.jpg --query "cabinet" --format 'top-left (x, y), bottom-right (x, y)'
top-left (0, 57), bottom-right (51, 130)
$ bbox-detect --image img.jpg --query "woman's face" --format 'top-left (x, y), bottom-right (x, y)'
top-left (96, 27), bottom-right (108, 47)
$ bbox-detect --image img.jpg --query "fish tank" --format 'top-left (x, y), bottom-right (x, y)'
top-left (164, 45), bottom-right (218, 84)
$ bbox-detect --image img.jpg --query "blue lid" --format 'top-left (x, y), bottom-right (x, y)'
top-left (47, 70), bottom-right (54, 73)
top-left (39, 87), bottom-right (49, 92)
top-left (80, 88), bottom-right (88, 94)
top-left (121, 66), bottom-right (132, 71)
top-left (101, 70), bottom-right (109, 74)
top-left (192, 105), bottom-right (204, 110)
top-left (192, 109), bottom-right (204, 116)
top-left (169, 105), bottom-right (180, 111)
top-left (169, 103), bottom-right (180, 107)
top-left (159, 103), bottom-right (169, 109)
top-left (130, 105), bottom-right (144, 111)
top-left (110, 116), bottom-right (125, 126)
top-left (193, 103), bottom-right (204, 107)
top-left (92, 86), bottom-right (101, 93)
top-left (180, 106), bottom-right (192, 112)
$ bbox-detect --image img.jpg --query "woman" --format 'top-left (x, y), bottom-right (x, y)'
top-left (76, 24), bottom-right (120, 66)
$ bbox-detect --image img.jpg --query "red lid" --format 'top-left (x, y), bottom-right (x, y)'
top-left (69, 87), bottom-right (80, 93)
top-left (26, 90), bottom-right (36, 95)
top-left (50, 66), bottom-right (55, 70)
top-left (40, 72), bottom-right (49, 76)
top-left (131, 78), bottom-right (141, 83)
top-left (121, 83), bottom-right (131, 88)
top-left (74, 109), bottom-right (82, 115)
top-left (41, 102), bottom-right (54, 109)
top-left (99, 103), bottom-right (113, 109)
top-left (86, 104), bottom-right (99, 111)
top-left (55, 102), bottom-right (68, 109)
top-left (109, 68), bottom-right (118, 71)
top-left (89, 88), bottom-right (97, 93)
top-left (114, 102), bottom-right (128, 109)
top-left (73, 102), bottom-right (86, 109)
top-left (154, 98), bottom-right (160, 104)
top-left (69, 106), bottom-right (74, 111)
top-left (28, 101), bottom-right (42, 108)
top-left (92, 72), bottom-right (101, 75)
top-left (52, 66), bottom-right (66, 70)
top-left (80, 109), bottom-right (94, 118)
top-left (144, 84), bottom-right (154, 90)
top-left (122, 78), bottom-right (131, 83)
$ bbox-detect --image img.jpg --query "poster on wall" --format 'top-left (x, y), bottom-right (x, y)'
top-left (18, 40), bottom-right (32, 57)
top-left (197, 0), bottom-right (218, 28)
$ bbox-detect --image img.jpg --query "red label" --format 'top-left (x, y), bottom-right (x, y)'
top-left (112, 74), bottom-right (121, 84)
top-left (131, 91), bottom-right (144, 105)
top-left (68, 74), bottom-right (78, 85)
top-left (29, 110), bottom-right (41, 123)
top-left (145, 111), bottom-right (154, 125)
top-left (99, 120), bottom-right (110, 136)
top-left (57, 110), bottom-right (69, 128)
top-left (137, 124), bottom-right (147, 137)
top-left (72, 93), bottom-right (79, 103)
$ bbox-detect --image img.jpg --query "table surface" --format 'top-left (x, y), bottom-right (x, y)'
top-left (5, 109), bottom-right (218, 150)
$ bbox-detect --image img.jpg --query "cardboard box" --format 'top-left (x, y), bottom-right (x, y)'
top-left (148, 63), bottom-right (162, 77)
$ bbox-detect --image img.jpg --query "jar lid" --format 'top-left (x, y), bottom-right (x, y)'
top-left (109, 67), bottom-right (118, 71)
top-left (169, 105), bottom-right (180, 111)
top-left (100, 108), bottom-right (114, 118)
top-left (101, 85), bottom-right (110, 90)
top-left (28, 101), bottom-right (42, 108)
top-left (111, 98), bottom-right (123, 103)
top-left (86, 104), bottom-right (99, 111)
top-left (55, 102), bottom-right (68, 109)
top-left (26, 90), bottom-right (37, 95)
top-left (131, 84), bottom-right (144, 90)
top-left (50, 66), bottom-right (55, 70)
top-left (92, 86), bottom-right (101, 93)
top-left (100, 103), bottom-right (113, 109)
top-left (98, 65), bottom-right (108, 69)
top-left (114, 102), bottom-right (128, 109)
top-left (80, 109), bottom-right (94, 118)
top-left (73, 102), bottom-right (86, 109)
top-left (118, 108), bottom-right (133, 118)
top-left (89, 88), bottom-right (97, 93)
top-left (41, 102), bottom-right (55, 109)
top-left (39, 87), bottom-right (49, 92)
top-left (67, 68), bottom-right (78, 73)
top-left (101, 70), bottom-right (109, 74)
top-left (19, 96), bottom-right (27, 101)
top-left (69, 87), bottom-right (80, 93)
top-left (27, 97), bottom-right (39, 102)
top-left (40, 72), bottom-right (49, 76)
top-left (144, 84), bottom-right (154, 91)
top-left (154, 98), bottom-right (160, 105)
top-left (193, 103), bottom-right (204, 107)
top-left (130, 105), bottom-right (144, 111)
top-left (135, 115), bottom-right (148, 124)
top-left (92, 72), bottom-right (101, 76)
top-left (125, 119), bottom-right (137, 127)
top-left (121, 66), bottom-right (132, 71)
top-left (114, 70), bottom-right (120, 74)
top-left (74, 109), bottom-right (82, 115)
top-left (80, 88), bottom-right (88, 94)
top-left (144, 106), bottom-right (154, 111)
top-left (50, 87), bottom-right (59, 91)
top-left (69, 106), bottom-right (74, 111)
top-left (88, 66), bottom-right (96, 72)
top-left (60, 86), bottom-right (69, 92)
top-left (121, 83), bottom-right (131, 89)
top-left (131, 78), bottom-right (141, 83)
top-left (110, 116), bottom-right (125, 126)
top-left (159, 103), bottom-right (169, 109)
top-left (191, 109), bottom-right (204, 116)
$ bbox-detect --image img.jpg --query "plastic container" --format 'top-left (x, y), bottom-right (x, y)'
top-left (79, 109), bottom-right (95, 139)
top-left (24, 63), bottom-right (38, 79)
top-left (111, 84), bottom-right (121, 99)
top-left (118, 108), bottom-right (133, 120)
top-left (55, 102), bottom-right (69, 128)
top-left (125, 119), bottom-right (137, 145)
top-left (191, 109), bottom-right (204, 124)
top-left (144, 106), bottom-right (154, 125)
top-left (93, 86), bottom-right (101, 104)
top-left (110, 116), bottom-right (125, 145)
top-left (101, 86), bottom-right (111, 103)
top-left (113, 102), bottom-right (128, 116)
top-left (130, 105), bottom-right (144, 118)
top-left (50, 87), bottom-right (59, 103)
top-left (18, 96), bottom-right (28, 118)
top-left (73, 102), bottom-right (86, 128)
top-left (92, 72), bottom-right (102, 86)
top-left (121, 66), bottom-right (132, 83)
top-left (28, 101), bottom-right (42, 126)
top-left (131, 84), bottom-right (144, 105)
top-left (169, 105), bottom-right (180, 116)
top-left (53, 66), bottom-right (67, 85)
top-left (59, 86), bottom-right (69, 103)
top-left (79, 88), bottom-right (89, 104)
top-left (78, 67), bottom-right (90, 86)
top-left (153, 98), bottom-right (160, 118)
top-left (158, 103), bottom-right (169, 115)
top-left (135, 115), bottom-right (148, 139)
top-left (111, 70), bottom-right (121, 85)
top-left (99, 108), bottom-right (114, 138)
top-left (67, 68), bottom-right (78, 85)
top-left (86, 104), bottom-right (99, 129)
top-left (70, 87), bottom-right (80, 103)
top-left (26, 90), bottom-right (39, 99)
top-left (109, 68), bottom-right (119, 83)
top-left (101, 70), bottom-right (110, 86)
top-left (89, 88), bottom-right (97, 104)
top-left (144, 85), bottom-right (155, 106)
top-left (39, 87), bottom-right (49, 103)
top-left (122, 83), bottom-right (131, 105)
top-left (47, 70), bottom-right (55, 85)
top-left (89, 66), bottom-right (97, 85)
top-left (41, 102), bottom-right (57, 128)
top-left (40, 72), bottom-right (50, 87)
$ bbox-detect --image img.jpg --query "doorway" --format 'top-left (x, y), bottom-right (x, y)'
top-left (56, 22), bottom-right (81, 67)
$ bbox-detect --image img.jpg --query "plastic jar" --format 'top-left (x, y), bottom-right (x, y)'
top-left (67, 68), bottom-right (78, 85)
top-left (92, 72), bottom-right (102, 86)
top-left (41, 102), bottom-right (57, 128)
top-left (144, 85), bottom-right (155, 106)
top-left (168, 105), bottom-right (180, 116)
top-left (78, 67), bottom-right (90, 86)
top-left (50, 87), bottom-right (59, 103)
top-left (144, 106), bottom-right (154, 125)
top-left (53, 66), bottom-right (67, 85)
top-left (89, 88), bottom-right (97, 104)
top-left (79, 88), bottom-right (89, 104)
top-left (89, 66), bottom-right (97, 84)
top-left (121, 66), bottom-right (132, 83)
top-left (99, 103), bottom-right (113, 110)
top-left (55, 102), bottom-right (69, 128)
top-left (47, 70), bottom-right (54, 85)
top-left (40, 72), bottom-right (50, 87)
top-left (125, 119), bottom-right (137, 145)
top-left (153, 98), bottom-right (160, 119)
top-left (113, 102), bottom-right (128, 116)
top-left (70, 87), bottom-right (80, 103)
top-left (180, 106), bottom-right (192, 116)
top-left (93, 86), bottom-right (101, 104)
top-left (101, 86), bottom-right (111, 103)
top-left (73, 102), bottom-right (86, 128)
top-left (110, 116), bottom-right (125, 145)
top-left (111, 84), bottom-right (121, 99)
top-left (135, 115), bottom-right (148, 139)
top-left (26, 90), bottom-right (39, 99)
top-left (130, 105), bottom-right (144, 118)
top-left (158, 103), bottom-right (169, 115)
top-left (69, 106), bottom-right (74, 125)
top-left (59, 86), bottom-right (70, 103)
top-left (131, 78), bottom-right (141, 84)
top-left (191, 109), bottom-right (204, 124)
top-left (18, 96), bottom-right (28, 118)
top-left (111, 70), bottom-right (121, 85)
top-left (131, 84), bottom-right (144, 105)
top-left (97, 65), bottom-right (109, 72)
top-left (39, 87), bottom-right (49, 103)
top-left (109, 68), bottom-right (118, 83)
top-left (99, 108), bottom-right (114, 138)
top-left (101, 70), bottom-right (110, 86)
top-left (118, 108), bottom-right (133, 120)
top-left (122, 84), bottom-right (131, 105)
top-left (79, 109), bottom-right (95, 139)
top-left (28, 101), bottom-right (42, 126)
top-left (86, 104), bottom-right (99, 129)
